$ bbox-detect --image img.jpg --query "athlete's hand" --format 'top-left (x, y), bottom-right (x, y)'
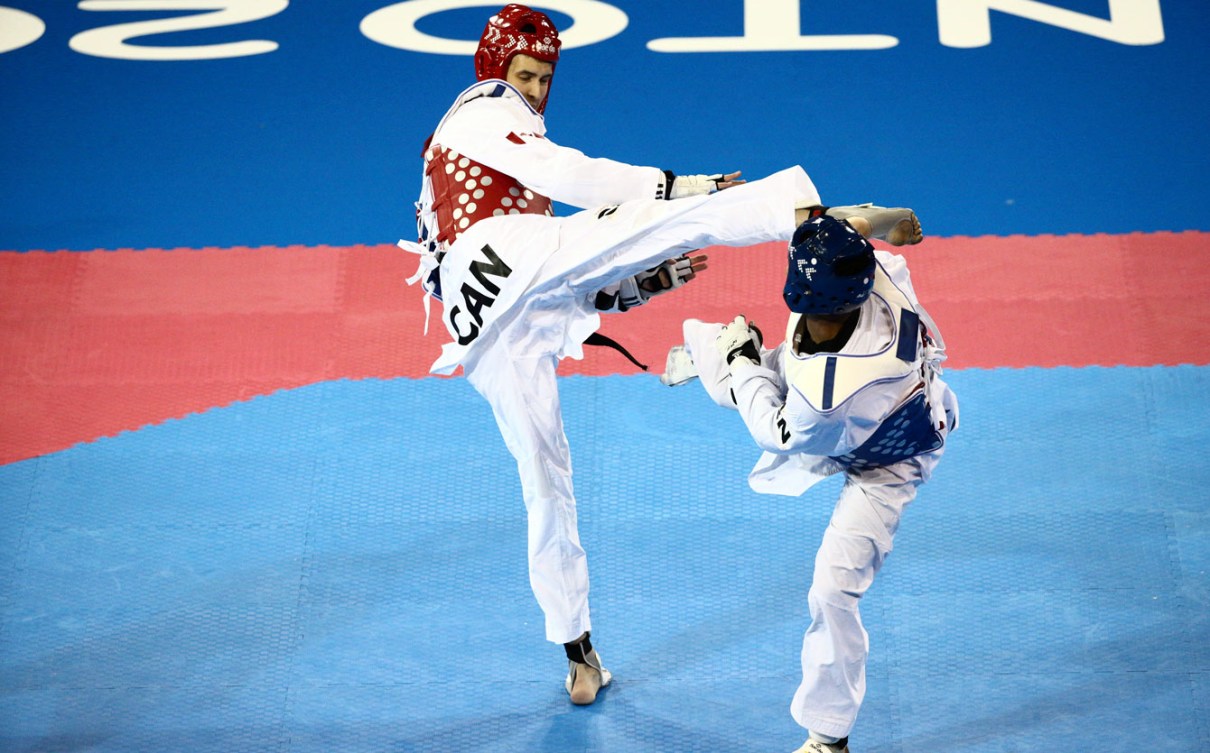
top-left (638, 253), bottom-right (708, 295)
top-left (714, 171), bottom-right (745, 191)
top-left (672, 253), bottom-right (709, 285)
top-left (670, 172), bottom-right (745, 198)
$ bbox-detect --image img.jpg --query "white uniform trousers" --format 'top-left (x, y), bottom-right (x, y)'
top-left (464, 341), bottom-right (589, 643)
top-left (448, 167), bottom-right (821, 644)
top-left (791, 449), bottom-right (944, 738)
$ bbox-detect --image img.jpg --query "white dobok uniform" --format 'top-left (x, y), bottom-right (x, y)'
top-left (403, 79), bottom-right (821, 644)
top-left (679, 250), bottom-right (958, 739)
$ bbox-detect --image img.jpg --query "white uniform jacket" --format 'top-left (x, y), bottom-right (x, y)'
top-left (415, 79), bottom-right (668, 261)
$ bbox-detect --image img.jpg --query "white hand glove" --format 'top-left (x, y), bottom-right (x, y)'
top-left (714, 315), bottom-right (763, 367)
top-left (593, 255), bottom-right (700, 312)
top-left (669, 173), bottom-right (725, 199)
top-left (636, 255), bottom-right (694, 296)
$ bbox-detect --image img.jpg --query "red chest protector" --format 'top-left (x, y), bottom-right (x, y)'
top-left (424, 143), bottom-right (553, 247)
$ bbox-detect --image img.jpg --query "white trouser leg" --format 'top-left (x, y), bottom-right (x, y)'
top-left (791, 456), bottom-right (937, 738)
top-left (464, 338), bottom-right (591, 645)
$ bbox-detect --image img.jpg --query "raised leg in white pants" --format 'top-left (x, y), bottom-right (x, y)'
top-left (464, 336), bottom-right (592, 645)
top-left (791, 455), bottom-right (940, 739)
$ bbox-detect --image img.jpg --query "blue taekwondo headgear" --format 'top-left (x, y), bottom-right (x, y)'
top-left (783, 215), bottom-right (877, 315)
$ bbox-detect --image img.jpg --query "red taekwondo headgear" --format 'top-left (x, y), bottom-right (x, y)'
top-left (473, 4), bottom-right (562, 112)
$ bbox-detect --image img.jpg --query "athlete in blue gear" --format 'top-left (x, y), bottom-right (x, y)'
top-left (662, 214), bottom-right (958, 753)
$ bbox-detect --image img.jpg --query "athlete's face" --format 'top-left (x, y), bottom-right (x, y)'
top-left (506, 54), bottom-right (554, 111)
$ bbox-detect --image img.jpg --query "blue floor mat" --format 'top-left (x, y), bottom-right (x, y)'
top-left (1, 366), bottom-right (1207, 752)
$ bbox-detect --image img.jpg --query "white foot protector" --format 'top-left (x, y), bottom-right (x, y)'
top-left (565, 656), bottom-right (612, 705)
top-left (826, 203), bottom-right (922, 246)
top-left (660, 345), bottom-right (700, 386)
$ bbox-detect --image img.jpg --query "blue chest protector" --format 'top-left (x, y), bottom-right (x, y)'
top-left (832, 391), bottom-right (944, 471)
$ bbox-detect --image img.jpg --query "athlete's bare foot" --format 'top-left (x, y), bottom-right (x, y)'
top-left (885, 213), bottom-right (922, 246)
